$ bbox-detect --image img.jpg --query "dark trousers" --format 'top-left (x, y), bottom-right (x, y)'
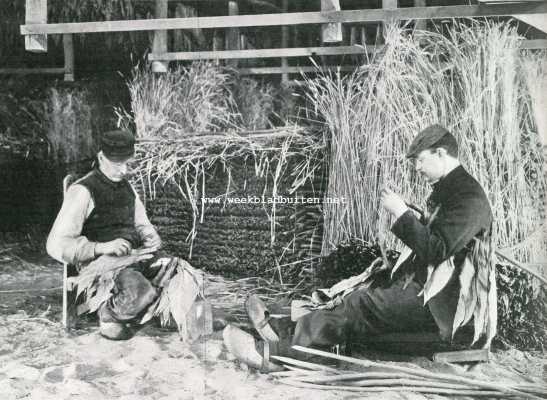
top-left (99, 268), bottom-right (158, 323)
top-left (292, 278), bottom-right (438, 347)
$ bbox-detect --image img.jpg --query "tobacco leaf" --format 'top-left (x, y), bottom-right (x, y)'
top-left (422, 258), bottom-right (455, 305)
top-left (452, 256), bottom-right (477, 337)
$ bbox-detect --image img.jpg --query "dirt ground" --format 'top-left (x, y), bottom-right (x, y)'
top-left (0, 247), bottom-right (545, 400)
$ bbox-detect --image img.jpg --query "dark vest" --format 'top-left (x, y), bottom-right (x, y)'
top-left (78, 168), bottom-right (140, 247)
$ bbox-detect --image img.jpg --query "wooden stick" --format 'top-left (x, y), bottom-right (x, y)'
top-left (152, 0), bottom-right (168, 73)
top-left (0, 68), bottom-right (64, 75)
top-left (278, 379), bottom-right (514, 397)
top-left (494, 248), bottom-right (547, 286)
top-left (149, 45), bottom-right (376, 61)
top-left (270, 355), bottom-right (340, 373)
top-left (238, 66), bottom-right (358, 75)
top-left (62, 33), bottom-right (74, 81)
top-left (291, 346), bottom-right (542, 399)
top-left (0, 286), bottom-right (62, 294)
top-left (280, 0), bottom-right (288, 84)
top-left (295, 373), bottom-right (482, 390)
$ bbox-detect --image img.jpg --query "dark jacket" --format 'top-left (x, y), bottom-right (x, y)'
top-left (391, 165), bottom-right (493, 336)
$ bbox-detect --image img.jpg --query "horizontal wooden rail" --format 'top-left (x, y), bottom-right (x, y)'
top-left (519, 39), bottom-right (547, 49)
top-left (149, 45), bottom-right (377, 61)
top-left (20, 4), bottom-right (547, 35)
top-left (238, 65), bottom-right (359, 75)
top-left (0, 67), bottom-right (65, 75)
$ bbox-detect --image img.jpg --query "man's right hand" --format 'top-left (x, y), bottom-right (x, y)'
top-left (95, 239), bottom-right (132, 257)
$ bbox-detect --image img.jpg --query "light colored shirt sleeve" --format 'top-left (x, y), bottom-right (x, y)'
top-left (46, 181), bottom-right (161, 265)
top-left (46, 184), bottom-right (96, 265)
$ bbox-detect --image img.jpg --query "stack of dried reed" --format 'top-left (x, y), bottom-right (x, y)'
top-left (306, 22), bottom-right (546, 265)
top-left (121, 62), bottom-right (324, 259)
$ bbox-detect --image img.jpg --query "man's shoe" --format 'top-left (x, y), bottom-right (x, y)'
top-left (98, 303), bottom-right (133, 340)
top-left (222, 325), bottom-right (284, 373)
top-left (99, 321), bottom-right (133, 340)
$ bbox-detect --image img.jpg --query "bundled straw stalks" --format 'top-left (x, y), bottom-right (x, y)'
top-left (121, 63), bottom-right (324, 263)
top-left (305, 21), bottom-right (546, 265)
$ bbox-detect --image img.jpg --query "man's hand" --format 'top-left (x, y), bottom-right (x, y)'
top-left (380, 187), bottom-right (409, 220)
top-left (95, 238), bottom-right (133, 257)
top-left (143, 230), bottom-right (162, 251)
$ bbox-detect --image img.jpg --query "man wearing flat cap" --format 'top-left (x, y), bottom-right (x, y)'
top-left (232, 124), bottom-right (495, 367)
top-left (47, 130), bottom-right (162, 340)
top-left (287, 124), bottom-right (495, 350)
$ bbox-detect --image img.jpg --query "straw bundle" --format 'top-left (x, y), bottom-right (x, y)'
top-left (305, 22), bottom-right (546, 265)
top-left (127, 63), bottom-right (239, 138)
top-left (122, 63), bottom-right (324, 262)
top-left (305, 25), bottom-right (451, 255)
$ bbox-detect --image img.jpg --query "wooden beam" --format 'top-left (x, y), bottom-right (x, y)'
top-left (519, 39), bottom-right (547, 49)
top-left (20, 4), bottom-right (547, 35)
top-left (380, 0), bottom-right (397, 44)
top-left (226, 1), bottom-right (240, 67)
top-left (321, 0), bottom-right (343, 43)
top-left (514, 14), bottom-right (547, 34)
top-left (238, 66), bottom-right (358, 75)
top-left (414, 0), bottom-right (427, 31)
top-left (152, 0), bottom-right (169, 73)
top-left (433, 349), bottom-right (489, 363)
top-left (0, 68), bottom-right (65, 75)
top-left (62, 34), bottom-right (74, 81)
top-left (25, 0), bottom-right (47, 52)
top-left (281, 0), bottom-right (289, 84)
top-left (149, 45), bottom-right (377, 61)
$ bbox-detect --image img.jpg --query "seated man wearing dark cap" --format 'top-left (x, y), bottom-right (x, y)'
top-left (47, 130), bottom-right (161, 340)
top-left (292, 124), bottom-right (495, 350)
top-left (226, 124), bottom-right (496, 370)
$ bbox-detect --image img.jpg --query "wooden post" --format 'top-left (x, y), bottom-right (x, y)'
top-left (414, 0), bottom-right (427, 31)
top-left (25, 0), bottom-right (47, 52)
top-left (380, 0), bottom-right (397, 43)
top-left (212, 29), bottom-right (224, 65)
top-left (152, 0), bottom-right (168, 73)
top-left (173, 4), bottom-right (192, 51)
top-left (360, 26), bottom-right (367, 45)
top-left (350, 26), bottom-right (357, 45)
top-left (321, 0), bottom-right (343, 43)
top-left (281, 0), bottom-right (289, 84)
top-left (226, 1), bottom-right (239, 67)
top-left (63, 34), bottom-right (74, 82)
top-left (174, 4), bottom-right (206, 51)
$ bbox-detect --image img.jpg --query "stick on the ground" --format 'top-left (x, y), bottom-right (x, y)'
top-left (278, 379), bottom-right (513, 397)
top-left (291, 346), bottom-right (542, 399)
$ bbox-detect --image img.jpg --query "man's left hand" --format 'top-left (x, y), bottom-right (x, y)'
top-left (380, 187), bottom-right (409, 220)
top-left (143, 231), bottom-right (162, 250)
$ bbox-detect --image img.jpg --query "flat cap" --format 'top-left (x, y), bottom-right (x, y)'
top-left (100, 130), bottom-right (135, 161)
top-left (406, 124), bottom-right (452, 158)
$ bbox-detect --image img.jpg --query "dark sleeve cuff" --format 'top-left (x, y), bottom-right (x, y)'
top-left (391, 209), bottom-right (419, 242)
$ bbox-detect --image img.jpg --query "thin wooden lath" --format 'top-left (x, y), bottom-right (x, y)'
top-left (148, 45), bottom-right (378, 61)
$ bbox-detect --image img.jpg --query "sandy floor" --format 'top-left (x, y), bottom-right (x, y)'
top-left (0, 249), bottom-right (545, 400)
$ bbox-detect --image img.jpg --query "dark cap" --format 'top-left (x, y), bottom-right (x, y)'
top-left (100, 130), bottom-right (135, 162)
top-left (406, 124), bottom-right (454, 158)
